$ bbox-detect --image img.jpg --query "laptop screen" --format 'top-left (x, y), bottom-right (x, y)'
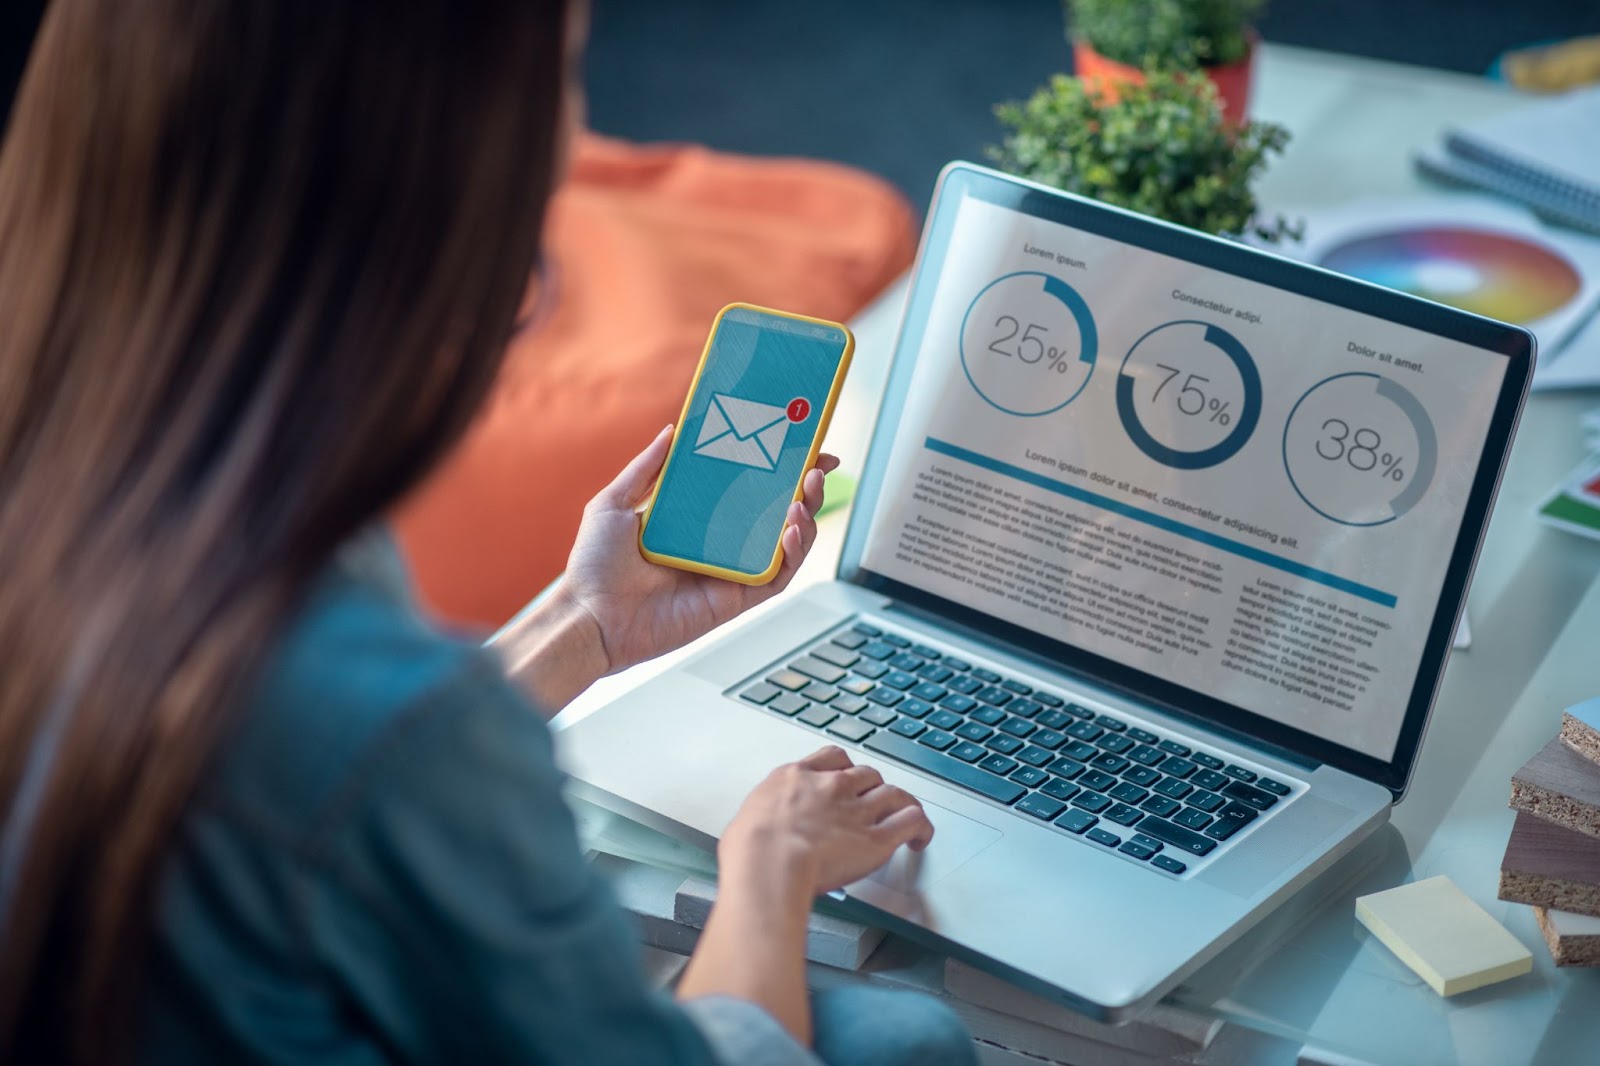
top-left (845, 165), bottom-right (1530, 792)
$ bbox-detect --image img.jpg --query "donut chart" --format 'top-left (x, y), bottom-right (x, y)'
top-left (959, 271), bottom-right (1098, 417)
top-left (1115, 320), bottom-right (1263, 469)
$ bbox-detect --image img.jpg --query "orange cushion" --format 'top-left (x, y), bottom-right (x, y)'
top-left (392, 134), bottom-right (917, 627)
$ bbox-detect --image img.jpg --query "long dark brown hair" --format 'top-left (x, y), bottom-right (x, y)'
top-left (0, 1), bottom-right (570, 1060)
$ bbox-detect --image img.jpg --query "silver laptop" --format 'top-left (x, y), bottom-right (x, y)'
top-left (559, 163), bottom-right (1534, 1019)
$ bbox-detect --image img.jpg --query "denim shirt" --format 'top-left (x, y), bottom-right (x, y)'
top-left (140, 532), bottom-right (815, 1066)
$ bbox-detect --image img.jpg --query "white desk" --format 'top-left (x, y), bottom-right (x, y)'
top-left (559, 44), bottom-right (1600, 1066)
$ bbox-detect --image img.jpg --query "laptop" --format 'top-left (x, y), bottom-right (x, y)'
top-left (558, 163), bottom-right (1534, 1019)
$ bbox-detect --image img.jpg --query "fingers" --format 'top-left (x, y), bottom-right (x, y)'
top-left (799, 745), bottom-right (852, 771)
top-left (816, 453), bottom-right (841, 475)
top-left (799, 466), bottom-right (827, 516)
top-left (835, 764), bottom-right (884, 797)
top-left (874, 801), bottom-right (936, 852)
top-left (590, 424), bottom-right (674, 511)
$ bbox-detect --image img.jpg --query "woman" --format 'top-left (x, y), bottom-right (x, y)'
top-left (0, 2), bottom-right (976, 1064)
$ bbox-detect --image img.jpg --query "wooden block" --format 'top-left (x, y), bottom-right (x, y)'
top-left (673, 876), bottom-right (887, 971)
top-left (1355, 876), bottom-right (1532, 996)
top-left (943, 959), bottom-right (1221, 1058)
top-left (1536, 906), bottom-right (1600, 967)
top-left (1498, 811), bottom-right (1600, 917)
top-left (1509, 737), bottom-right (1600, 840)
top-left (1560, 697), bottom-right (1600, 767)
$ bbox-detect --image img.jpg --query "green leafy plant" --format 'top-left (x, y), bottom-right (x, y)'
top-left (1067, 0), bottom-right (1265, 68)
top-left (988, 68), bottom-right (1298, 242)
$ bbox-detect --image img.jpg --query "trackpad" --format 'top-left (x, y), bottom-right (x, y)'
top-left (853, 796), bottom-right (1002, 894)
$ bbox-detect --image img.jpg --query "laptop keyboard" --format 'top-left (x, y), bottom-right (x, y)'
top-left (735, 620), bottom-right (1299, 877)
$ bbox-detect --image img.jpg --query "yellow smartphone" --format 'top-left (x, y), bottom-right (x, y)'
top-left (639, 303), bottom-right (854, 584)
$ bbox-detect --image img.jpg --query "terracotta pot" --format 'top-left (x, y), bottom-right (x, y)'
top-left (1071, 31), bottom-right (1258, 126)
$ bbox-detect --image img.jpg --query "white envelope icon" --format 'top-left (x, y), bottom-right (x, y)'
top-left (693, 393), bottom-right (790, 469)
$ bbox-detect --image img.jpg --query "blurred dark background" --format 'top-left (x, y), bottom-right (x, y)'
top-left (4, 0), bottom-right (1598, 206)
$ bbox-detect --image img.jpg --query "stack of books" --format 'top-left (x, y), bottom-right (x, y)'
top-left (1501, 698), bottom-right (1600, 967)
top-left (1416, 85), bottom-right (1600, 236)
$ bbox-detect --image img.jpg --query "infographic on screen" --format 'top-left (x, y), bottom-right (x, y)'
top-left (861, 196), bottom-right (1508, 761)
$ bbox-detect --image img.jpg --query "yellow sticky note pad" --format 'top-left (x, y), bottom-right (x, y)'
top-left (1355, 876), bottom-right (1533, 996)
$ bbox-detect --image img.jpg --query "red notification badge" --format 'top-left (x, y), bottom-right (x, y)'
top-left (787, 397), bottom-right (811, 423)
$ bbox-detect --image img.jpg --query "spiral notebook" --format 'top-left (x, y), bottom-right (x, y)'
top-left (1416, 86), bottom-right (1600, 235)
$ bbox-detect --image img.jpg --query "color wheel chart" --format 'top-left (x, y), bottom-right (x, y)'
top-left (1315, 225), bottom-right (1582, 324)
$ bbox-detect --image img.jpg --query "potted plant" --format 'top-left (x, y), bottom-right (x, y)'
top-left (989, 68), bottom-right (1298, 243)
top-left (1066, 0), bottom-right (1265, 125)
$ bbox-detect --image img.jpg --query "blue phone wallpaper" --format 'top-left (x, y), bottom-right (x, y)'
top-left (643, 308), bottom-right (849, 575)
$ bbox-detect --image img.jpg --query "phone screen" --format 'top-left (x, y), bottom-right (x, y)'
top-left (642, 307), bottom-right (851, 578)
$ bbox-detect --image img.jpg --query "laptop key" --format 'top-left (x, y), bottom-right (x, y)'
top-left (1173, 807), bottom-right (1212, 831)
top-left (976, 686), bottom-right (1013, 706)
top-left (1007, 699), bottom-right (1042, 719)
top-left (948, 675), bottom-right (983, 695)
top-left (1257, 777), bottom-right (1291, 796)
top-left (1087, 827), bottom-right (1122, 847)
top-left (917, 664), bottom-right (954, 683)
top-left (827, 718), bottom-right (874, 743)
top-left (1191, 751), bottom-right (1224, 770)
top-left (1152, 854), bottom-right (1188, 875)
top-left (1079, 769), bottom-right (1118, 792)
top-left (972, 668), bottom-right (1002, 683)
top-left (1136, 815), bottom-right (1217, 856)
top-left (866, 687), bottom-right (904, 707)
top-left (1191, 769), bottom-right (1229, 792)
top-left (1091, 753), bottom-right (1131, 775)
top-left (882, 633), bottom-right (911, 648)
top-left (1204, 802), bottom-right (1259, 840)
top-left (942, 657), bottom-right (972, 672)
top-left (1041, 778), bottom-right (1081, 802)
top-left (1129, 745), bottom-right (1165, 767)
top-left (797, 705), bottom-right (836, 728)
top-left (951, 742), bottom-right (988, 764)
top-left (882, 671), bottom-right (918, 691)
top-left (913, 643), bottom-right (942, 659)
top-left (1223, 780), bottom-right (1279, 811)
top-left (1016, 793), bottom-right (1066, 821)
top-left (770, 693), bottom-right (809, 716)
top-left (927, 710), bottom-right (962, 731)
top-left (1127, 728), bottom-right (1159, 745)
top-left (1096, 734), bottom-right (1134, 754)
top-left (1119, 840), bottom-right (1156, 860)
top-left (1160, 757), bottom-right (1198, 779)
top-left (889, 653), bottom-right (924, 673)
top-left (1124, 766), bottom-right (1162, 788)
top-left (1001, 679), bottom-right (1033, 695)
top-left (741, 682), bottom-right (781, 705)
top-left (999, 717), bottom-right (1036, 739)
top-left (851, 622), bottom-right (881, 637)
top-left (955, 722), bottom-right (993, 743)
top-left (1188, 789), bottom-right (1225, 812)
top-left (889, 718), bottom-right (927, 739)
top-left (969, 705), bottom-right (1005, 726)
top-left (918, 730), bottom-right (957, 751)
top-left (833, 631), bottom-right (869, 649)
top-left (802, 682), bottom-right (838, 703)
top-left (1066, 721), bottom-right (1104, 742)
top-left (1055, 808), bottom-right (1098, 834)
top-left (1139, 795), bottom-right (1181, 818)
top-left (1010, 766), bottom-right (1049, 788)
top-left (977, 753), bottom-right (1019, 776)
top-left (942, 693), bottom-right (979, 713)
top-left (1223, 764), bottom-right (1258, 783)
top-left (1016, 745), bottom-right (1055, 767)
top-left (910, 682), bottom-right (947, 702)
top-left (860, 641), bottom-right (896, 661)
top-left (864, 732), bottom-right (1025, 804)
top-left (1154, 777), bottom-right (1193, 800)
top-left (768, 670), bottom-right (810, 691)
top-left (1096, 715), bottom-right (1128, 732)
top-left (1108, 782), bottom-right (1148, 806)
top-left (861, 706), bottom-right (899, 727)
top-left (1045, 756), bottom-right (1086, 779)
top-left (1066, 703), bottom-right (1096, 719)
top-left (854, 661), bottom-right (889, 680)
top-left (897, 698), bottom-right (933, 719)
top-left (1032, 729), bottom-right (1067, 751)
top-left (811, 644), bottom-right (860, 669)
top-left (985, 735), bottom-right (1025, 755)
top-left (832, 694), bottom-right (869, 715)
top-left (1034, 692), bottom-right (1064, 707)
top-left (1036, 709), bottom-right (1073, 730)
top-left (1062, 741), bottom-right (1099, 762)
top-left (1073, 791), bottom-right (1112, 814)
top-left (1105, 803), bottom-right (1143, 826)
top-left (1157, 739), bottom-right (1191, 757)
top-left (1131, 833), bottom-right (1165, 854)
